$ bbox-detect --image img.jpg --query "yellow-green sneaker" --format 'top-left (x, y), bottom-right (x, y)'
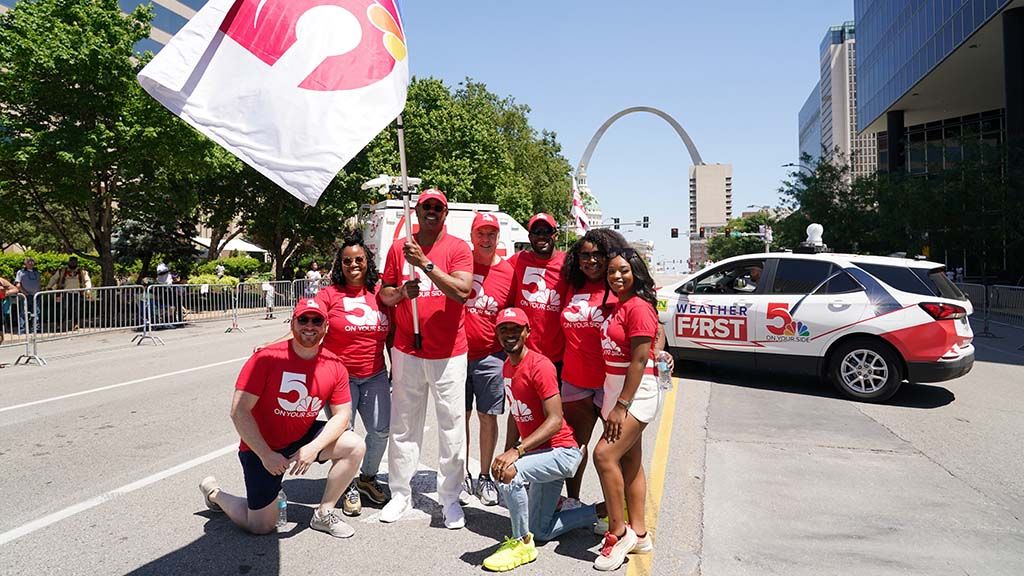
top-left (483, 536), bottom-right (538, 572)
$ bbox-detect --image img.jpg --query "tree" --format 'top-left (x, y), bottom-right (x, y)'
top-left (0, 0), bottom-right (208, 285)
top-left (705, 211), bottom-right (777, 261)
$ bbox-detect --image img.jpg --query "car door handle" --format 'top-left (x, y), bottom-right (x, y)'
top-left (828, 299), bottom-right (851, 312)
top-left (735, 300), bottom-right (753, 308)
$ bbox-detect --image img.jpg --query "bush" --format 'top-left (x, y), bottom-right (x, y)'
top-left (187, 274), bottom-right (240, 286)
top-left (0, 252), bottom-right (102, 286)
top-left (195, 256), bottom-right (265, 278)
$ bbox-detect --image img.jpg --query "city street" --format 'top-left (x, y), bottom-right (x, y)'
top-left (1, 316), bottom-right (1022, 575)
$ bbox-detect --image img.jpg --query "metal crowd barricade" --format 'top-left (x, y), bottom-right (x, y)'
top-left (291, 278), bottom-right (327, 310)
top-left (988, 285), bottom-right (1024, 331)
top-left (134, 282), bottom-right (239, 342)
top-left (25, 285), bottom-right (147, 363)
top-left (955, 282), bottom-right (995, 338)
top-left (232, 281), bottom-right (295, 332)
top-left (2, 293), bottom-right (38, 366)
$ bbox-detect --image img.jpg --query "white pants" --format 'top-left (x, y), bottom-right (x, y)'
top-left (388, 349), bottom-right (468, 506)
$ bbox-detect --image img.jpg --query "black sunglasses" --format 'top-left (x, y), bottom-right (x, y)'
top-left (419, 203), bottom-right (446, 213)
top-left (608, 248), bottom-right (638, 260)
top-left (578, 250), bottom-right (607, 262)
top-left (529, 227), bottom-right (556, 237)
top-left (295, 315), bottom-right (325, 326)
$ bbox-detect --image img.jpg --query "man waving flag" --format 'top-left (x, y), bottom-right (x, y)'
top-left (570, 177), bottom-right (590, 236)
top-left (138, 0), bottom-right (409, 206)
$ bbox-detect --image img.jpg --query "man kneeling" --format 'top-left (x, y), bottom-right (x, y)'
top-left (484, 308), bottom-right (602, 572)
top-left (198, 298), bottom-right (366, 537)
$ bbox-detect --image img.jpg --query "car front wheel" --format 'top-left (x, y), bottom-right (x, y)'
top-left (828, 338), bottom-right (903, 403)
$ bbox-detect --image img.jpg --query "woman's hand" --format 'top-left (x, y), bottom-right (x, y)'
top-left (603, 404), bottom-right (628, 442)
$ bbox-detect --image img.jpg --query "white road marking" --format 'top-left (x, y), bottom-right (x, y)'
top-left (0, 357), bottom-right (248, 414)
top-left (0, 443), bottom-right (237, 547)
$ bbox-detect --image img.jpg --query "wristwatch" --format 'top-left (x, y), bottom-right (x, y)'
top-left (616, 397), bottom-right (632, 409)
top-left (514, 443), bottom-right (526, 457)
top-left (423, 261), bottom-right (435, 273)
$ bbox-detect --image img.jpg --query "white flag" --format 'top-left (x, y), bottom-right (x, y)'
top-left (138, 0), bottom-right (409, 206)
top-left (571, 177), bottom-right (590, 236)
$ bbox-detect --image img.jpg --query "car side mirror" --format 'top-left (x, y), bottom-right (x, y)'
top-left (678, 281), bottom-right (696, 295)
top-left (734, 278), bottom-right (748, 290)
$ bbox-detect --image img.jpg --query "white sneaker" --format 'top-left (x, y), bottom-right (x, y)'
top-left (633, 532), bottom-right (653, 554)
top-left (310, 508), bottom-right (355, 538)
top-left (593, 525), bottom-right (638, 571)
top-left (379, 494), bottom-right (411, 523)
top-left (442, 501), bottom-right (465, 529)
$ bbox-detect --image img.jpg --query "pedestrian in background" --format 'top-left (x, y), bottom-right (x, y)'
top-left (0, 276), bottom-right (19, 345)
top-left (45, 256), bottom-right (91, 332)
top-left (14, 257), bottom-right (40, 334)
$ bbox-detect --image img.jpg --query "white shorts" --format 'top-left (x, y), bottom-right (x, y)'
top-left (601, 372), bottom-right (660, 424)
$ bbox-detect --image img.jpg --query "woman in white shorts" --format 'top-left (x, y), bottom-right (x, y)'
top-left (592, 247), bottom-right (661, 571)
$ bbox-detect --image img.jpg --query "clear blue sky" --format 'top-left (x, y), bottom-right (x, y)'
top-left (401, 1), bottom-right (853, 269)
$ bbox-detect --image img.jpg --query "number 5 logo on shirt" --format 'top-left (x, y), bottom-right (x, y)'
top-left (279, 372), bottom-right (323, 413)
top-left (521, 266), bottom-right (560, 306)
top-left (343, 296), bottom-right (383, 327)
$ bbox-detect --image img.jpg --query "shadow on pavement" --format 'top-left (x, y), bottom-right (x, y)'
top-left (687, 362), bottom-right (955, 409)
top-left (125, 511), bottom-right (282, 576)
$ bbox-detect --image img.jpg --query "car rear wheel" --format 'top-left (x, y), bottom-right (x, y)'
top-left (828, 338), bottom-right (903, 403)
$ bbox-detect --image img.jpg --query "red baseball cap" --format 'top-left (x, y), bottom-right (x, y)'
top-left (528, 213), bottom-right (558, 231)
top-left (472, 212), bottom-right (500, 232)
top-left (495, 307), bottom-right (529, 328)
top-left (416, 188), bottom-right (448, 208)
top-left (292, 298), bottom-right (327, 320)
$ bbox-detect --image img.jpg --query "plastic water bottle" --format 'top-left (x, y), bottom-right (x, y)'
top-left (657, 351), bottom-right (673, 391)
top-left (276, 489), bottom-right (287, 531)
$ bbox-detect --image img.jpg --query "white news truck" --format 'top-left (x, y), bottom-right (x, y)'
top-left (360, 199), bottom-right (531, 270)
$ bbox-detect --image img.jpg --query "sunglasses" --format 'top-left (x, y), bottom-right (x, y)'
top-left (295, 315), bottom-right (325, 326)
top-left (608, 248), bottom-right (638, 260)
top-left (578, 250), bottom-right (607, 262)
top-left (342, 256), bottom-right (366, 266)
top-left (419, 203), bottom-right (446, 213)
top-left (529, 227), bottom-right (556, 237)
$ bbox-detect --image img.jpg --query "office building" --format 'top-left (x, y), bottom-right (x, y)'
top-left (688, 163), bottom-right (732, 268)
top-left (798, 22), bottom-right (877, 177)
top-left (798, 84), bottom-right (823, 162)
top-left (855, 0), bottom-right (1021, 174)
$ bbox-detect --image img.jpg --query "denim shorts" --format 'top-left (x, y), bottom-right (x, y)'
top-left (466, 351), bottom-right (507, 414)
top-left (560, 380), bottom-right (604, 409)
top-left (238, 420), bottom-right (327, 510)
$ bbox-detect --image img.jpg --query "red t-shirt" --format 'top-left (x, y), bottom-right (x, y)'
top-left (601, 296), bottom-right (659, 377)
top-left (465, 258), bottom-right (515, 360)
top-left (234, 341), bottom-right (351, 452)
top-left (510, 251), bottom-right (567, 362)
top-left (502, 351), bottom-right (577, 451)
top-left (315, 284), bottom-right (389, 378)
top-left (561, 280), bottom-right (617, 389)
top-left (382, 231), bottom-right (474, 359)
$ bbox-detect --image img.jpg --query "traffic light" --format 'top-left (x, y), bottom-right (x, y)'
top-left (671, 227), bottom-right (679, 238)
top-left (642, 216), bottom-right (649, 229)
top-left (613, 217), bottom-right (620, 230)
top-left (730, 230), bottom-right (742, 238)
top-left (699, 226), bottom-right (705, 238)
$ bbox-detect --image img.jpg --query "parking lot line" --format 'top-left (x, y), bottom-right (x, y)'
top-left (0, 357), bottom-right (248, 414)
top-left (628, 379), bottom-right (680, 576)
top-left (0, 443), bottom-right (237, 547)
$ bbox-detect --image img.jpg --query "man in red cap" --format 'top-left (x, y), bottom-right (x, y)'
top-left (197, 298), bottom-right (366, 538)
top-left (462, 211), bottom-right (515, 506)
top-left (482, 307), bottom-right (601, 572)
top-left (508, 213), bottom-right (568, 379)
top-left (379, 188), bottom-right (474, 528)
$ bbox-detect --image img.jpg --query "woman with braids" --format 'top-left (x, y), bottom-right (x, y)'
top-left (592, 247), bottom-right (662, 571)
top-left (557, 228), bottom-right (629, 512)
top-left (312, 231), bottom-right (393, 517)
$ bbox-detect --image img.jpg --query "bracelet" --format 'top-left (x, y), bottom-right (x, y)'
top-left (515, 444), bottom-right (525, 457)
top-left (617, 397), bottom-right (632, 409)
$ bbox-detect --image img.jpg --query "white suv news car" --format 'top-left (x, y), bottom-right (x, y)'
top-left (657, 251), bottom-right (974, 402)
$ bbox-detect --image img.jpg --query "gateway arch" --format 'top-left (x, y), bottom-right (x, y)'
top-left (575, 106), bottom-right (705, 189)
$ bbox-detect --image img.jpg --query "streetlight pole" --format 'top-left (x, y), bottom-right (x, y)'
top-left (782, 162), bottom-right (814, 174)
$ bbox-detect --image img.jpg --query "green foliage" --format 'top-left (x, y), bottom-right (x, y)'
top-left (705, 212), bottom-right (777, 262)
top-left (195, 256), bottom-right (266, 278)
top-left (187, 274), bottom-right (239, 286)
top-left (0, 252), bottom-right (100, 285)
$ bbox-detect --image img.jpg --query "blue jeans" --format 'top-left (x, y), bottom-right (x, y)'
top-left (497, 446), bottom-right (597, 541)
top-left (349, 370), bottom-right (391, 478)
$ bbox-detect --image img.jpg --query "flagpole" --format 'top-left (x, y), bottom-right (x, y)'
top-left (396, 114), bottom-right (421, 350)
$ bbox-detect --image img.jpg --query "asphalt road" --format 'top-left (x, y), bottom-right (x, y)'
top-left (1, 315), bottom-right (1022, 575)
